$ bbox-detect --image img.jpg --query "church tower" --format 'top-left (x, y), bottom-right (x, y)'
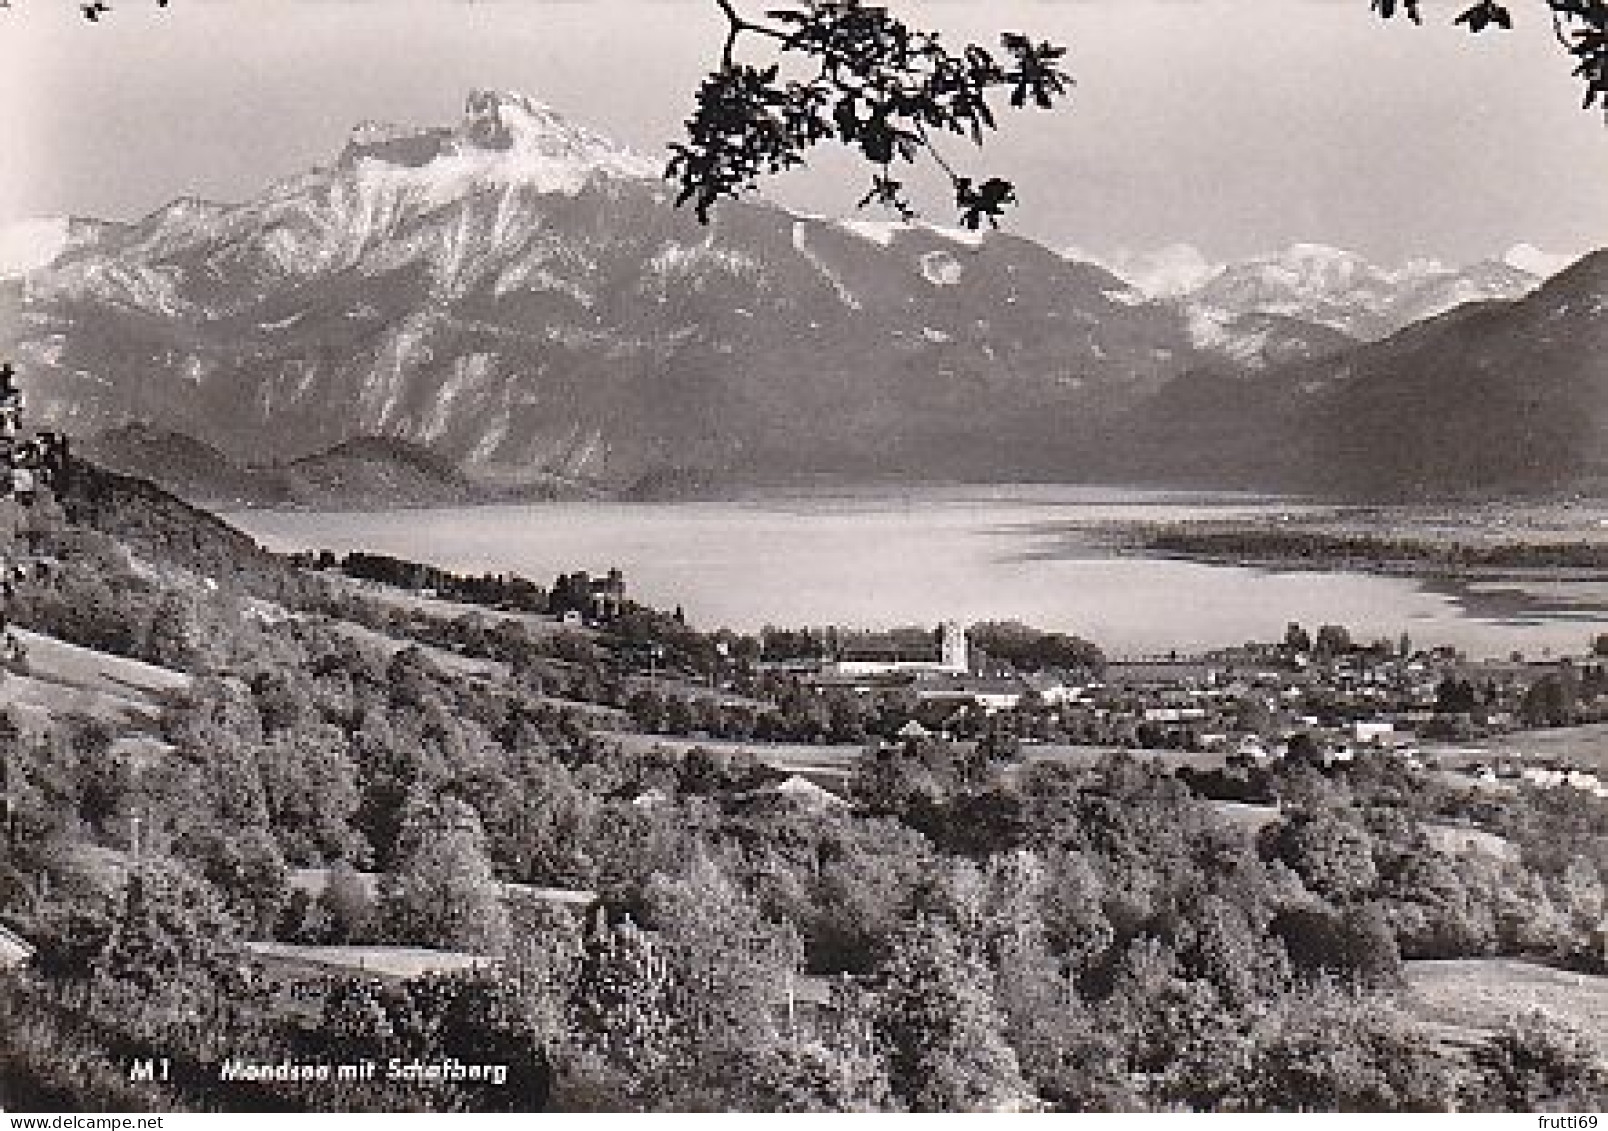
top-left (941, 620), bottom-right (969, 673)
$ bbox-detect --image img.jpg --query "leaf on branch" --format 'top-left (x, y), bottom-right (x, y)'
top-left (954, 176), bottom-right (1016, 231)
top-left (1372, 0), bottom-right (1425, 25)
top-left (859, 172), bottom-right (915, 219)
top-left (672, 0), bottom-right (1072, 228)
top-left (1374, 0), bottom-right (1608, 119)
top-left (1455, 2), bottom-right (1513, 32)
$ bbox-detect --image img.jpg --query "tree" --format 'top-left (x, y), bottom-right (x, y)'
top-left (1100, 936), bottom-right (1232, 1105)
top-left (1284, 731), bottom-right (1327, 769)
top-left (1232, 984), bottom-right (1453, 1111)
top-left (95, 859), bottom-right (240, 998)
top-left (568, 914), bottom-right (680, 1100)
top-left (665, 1), bottom-right (1072, 228)
top-left (1468, 1010), bottom-right (1608, 1110)
top-left (175, 823), bottom-right (289, 937)
top-left (1284, 623), bottom-right (1313, 655)
top-left (1522, 672), bottom-right (1579, 727)
top-left (1435, 676), bottom-right (1479, 715)
top-left (1234, 695), bottom-right (1275, 737)
top-left (381, 792), bottom-right (510, 954)
top-left (1260, 810), bottom-right (1379, 904)
top-left (1314, 624), bottom-right (1354, 658)
top-left (967, 621), bottom-right (1105, 674)
top-left (315, 971), bottom-right (553, 1109)
top-left (871, 915), bottom-right (1032, 1112)
top-left (640, 851), bottom-right (801, 1058)
top-left (143, 591), bottom-right (220, 672)
top-left (1271, 900), bottom-right (1403, 986)
top-left (317, 859), bottom-right (377, 944)
top-left (707, 1037), bottom-right (895, 1112)
top-left (256, 722), bottom-right (368, 866)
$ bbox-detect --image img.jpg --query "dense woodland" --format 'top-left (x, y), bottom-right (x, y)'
top-left (1, 466), bottom-right (1607, 1111)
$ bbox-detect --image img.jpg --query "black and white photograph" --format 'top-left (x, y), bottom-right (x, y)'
top-left (1, 0), bottom-right (1606, 1115)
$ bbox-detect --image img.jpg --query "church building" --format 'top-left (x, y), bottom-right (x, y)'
top-left (827, 621), bottom-right (970, 678)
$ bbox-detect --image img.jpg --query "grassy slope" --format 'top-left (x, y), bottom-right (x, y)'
top-left (245, 941), bottom-right (493, 981)
top-left (13, 628), bottom-right (191, 698)
top-left (1404, 959), bottom-right (1608, 1048)
top-left (0, 629), bottom-right (192, 731)
top-left (1461, 723), bottom-right (1608, 771)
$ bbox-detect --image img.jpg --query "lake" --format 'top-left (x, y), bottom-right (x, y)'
top-left (226, 485), bottom-right (1608, 660)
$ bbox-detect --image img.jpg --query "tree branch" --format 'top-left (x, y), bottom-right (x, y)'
top-left (712, 0), bottom-right (789, 69)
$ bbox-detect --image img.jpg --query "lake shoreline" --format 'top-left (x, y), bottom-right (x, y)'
top-left (1102, 517), bottom-right (1608, 581)
top-left (223, 487), bottom-right (1608, 659)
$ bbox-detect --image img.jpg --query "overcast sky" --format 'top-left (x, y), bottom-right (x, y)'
top-left (2, 0), bottom-right (1604, 269)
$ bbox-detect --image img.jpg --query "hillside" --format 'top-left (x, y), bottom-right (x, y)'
top-left (281, 435), bottom-right (480, 507)
top-left (81, 422), bottom-right (296, 506)
top-left (80, 425), bottom-right (573, 508)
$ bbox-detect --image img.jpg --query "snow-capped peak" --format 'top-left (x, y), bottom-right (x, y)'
top-left (457, 89), bottom-right (647, 174)
top-left (339, 89), bottom-right (660, 202)
top-left (1242, 243), bottom-right (1373, 295)
top-left (456, 89), bottom-right (660, 183)
top-left (464, 89), bottom-right (561, 134)
top-left (1067, 243), bottom-right (1220, 300)
top-left (0, 216), bottom-right (70, 277)
top-left (1281, 242), bottom-right (1360, 266)
top-left (1186, 242), bottom-right (1540, 339)
top-left (1503, 242), bottom-right (1583, 280)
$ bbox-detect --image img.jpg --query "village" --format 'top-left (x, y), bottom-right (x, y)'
top-left (311, 552), bottom-right (1608, 802)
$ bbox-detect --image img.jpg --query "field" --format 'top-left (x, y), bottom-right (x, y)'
top-left (603, 732), bottom-right (864, 779)
top-left (335, 577), bottom-right (593, 640)
top-left (601, 733), bottom-right (1239, 797)
top-left (288, 868), bottom-right (596, 909)
top-left (1421, 823), bottom-right (1520, 863)
top-left (316, 610), bottom-right (631, 723)
top-left (14, 628), bottom-right (191, 698)
top-left (1403, 959), bottom-right (1608, 1049)
top-left (0, 628), bottom-right (192, 729)
top-left (1208, 801), bottom-right (1281, 834)
top-left (1457, 724), bottom-right (1608, 772)
top-left (246, 941), bottom-right (494, 980)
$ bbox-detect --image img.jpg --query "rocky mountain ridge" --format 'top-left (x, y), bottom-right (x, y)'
top-left (4, 89), bottom-right (1601, 501)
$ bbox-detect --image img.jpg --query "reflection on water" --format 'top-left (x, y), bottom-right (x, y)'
top-left (226, 487), bottom-right (1608, 660)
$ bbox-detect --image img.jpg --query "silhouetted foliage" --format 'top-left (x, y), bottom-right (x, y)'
top-left (665, 1), bottom-right (1071, 229)
top-left (1374, 1), bottom-right (1608, 116)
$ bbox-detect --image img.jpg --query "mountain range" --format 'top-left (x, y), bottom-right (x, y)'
top-left (3, 89), bottom-right (1602, 502)
top-left (1178, 244), bottom-right (1541, 342)
top-left (1115, 250), bottom-right (1608, 497)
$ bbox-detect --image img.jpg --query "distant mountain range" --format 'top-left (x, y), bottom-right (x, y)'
top-left (1166, 243), bottom-right (1542, 342)
top-left (1116, 250), bottom-right (1608, 498)
top-left (3, 90), bottom-right (1602, 502)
